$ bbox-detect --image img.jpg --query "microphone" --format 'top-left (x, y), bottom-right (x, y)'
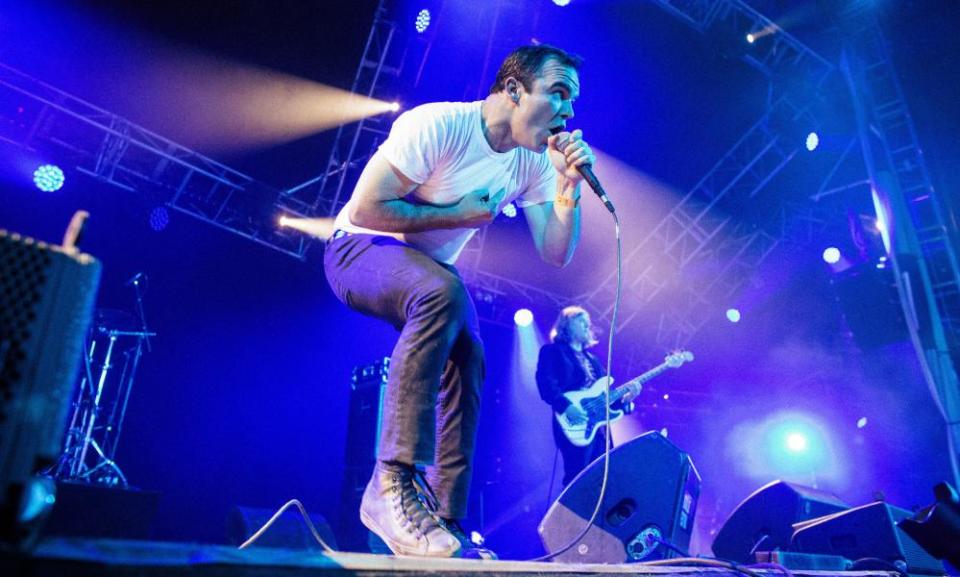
top-left (549, 127), bottom-right (615, 213)
top-left (125, 272), bottom-right (145, 286)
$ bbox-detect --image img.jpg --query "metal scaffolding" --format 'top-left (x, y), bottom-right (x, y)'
top-left (838, 5), bottom-right (960, 486)
top-left (0, 63), bottom-right (311, 259)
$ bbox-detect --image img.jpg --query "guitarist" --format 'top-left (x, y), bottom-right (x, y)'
top-left (536, 306), bottom-right (635, 485)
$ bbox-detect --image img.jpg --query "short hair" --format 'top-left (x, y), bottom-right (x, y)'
top-left (550, 305), bottom-right (598, 346)
top-left (489, 44), bottom-right (583, 94)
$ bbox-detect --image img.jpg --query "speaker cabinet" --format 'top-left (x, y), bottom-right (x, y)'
top-left (0, 229), bottom-right (100, 547)
top-left (792, 501), bottom-right (944, 575)
top-left (538, 431), bottom-right (700, 563)
top-left (712, 480), bottom-right (848, 562)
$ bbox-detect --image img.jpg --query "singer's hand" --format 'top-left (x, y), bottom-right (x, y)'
top-left (453, 187), bottom-right (507, 226)
top-left (547, 129), bottom-right (595, 183)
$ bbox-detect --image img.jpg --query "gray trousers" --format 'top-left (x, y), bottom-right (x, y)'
top-left (323, 233), bottom-right (484, 519)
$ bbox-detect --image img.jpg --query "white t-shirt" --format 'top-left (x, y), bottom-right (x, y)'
top-left (333, 101), bottom-right (557, 264)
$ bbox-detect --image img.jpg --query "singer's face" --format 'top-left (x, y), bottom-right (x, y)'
top-left (512, 58), bottom-right (579, 152)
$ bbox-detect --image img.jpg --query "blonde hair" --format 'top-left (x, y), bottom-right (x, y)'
top-left (549, 306), bottom-right (598, 346)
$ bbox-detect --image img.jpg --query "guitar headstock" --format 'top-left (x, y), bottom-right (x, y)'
top-left (664, 350), bottom-right (694, 368)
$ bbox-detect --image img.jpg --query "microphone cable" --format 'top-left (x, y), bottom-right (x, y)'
top-left (533, 206), bottom-right (622, 562)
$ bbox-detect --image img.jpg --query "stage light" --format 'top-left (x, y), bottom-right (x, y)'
top-left (149, 206), bottom-right (170, 232)
top-left (278, 215), bottom-right (290, 227)
top-left (33, 164), bottom-right (65, 192)
top-left (514, 308), bottom-right (533, 327)
top-left (805, 132), bottom-right (819, 151)
top-left (389, 102), bottom-right (401, 112)
top-left (552, 0), bottom-right (572, 6)
top-left (414, 9), bottom-right (431, 33)
top-left (786, 432), bottom-right (808, 452)
top-left (857, 417), bottom-right (868, 429)
top-left (746, 33), bottom-right (756, 44)
top-left (502, 203), bottom-right (517, 218)
top-left (822, 247), bottom-right (841, 264)
top-left (726, 308), bottom-right (741, 323)
top-left (663, 393), bottom-right (670, 400)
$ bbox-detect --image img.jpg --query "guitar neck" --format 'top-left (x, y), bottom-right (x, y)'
top-left (610, 362), bottom-right (671, 402)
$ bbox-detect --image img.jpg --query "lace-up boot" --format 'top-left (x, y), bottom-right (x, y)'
top-left (359, 461), bottom-right (462, 557)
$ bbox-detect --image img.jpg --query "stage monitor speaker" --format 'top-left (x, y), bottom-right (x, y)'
top-left (43, 481), bottom-right (159, 540)
top-left (227, 506), bottom-right (338, 551)
top-left (0, 228), bottom-right (100, 549)
top-left (711, 480), bottom-right (848, 562)
top-left (538, 431), bottom-right (700, 563)
top-left (791, 501), bottom-right (944, 575)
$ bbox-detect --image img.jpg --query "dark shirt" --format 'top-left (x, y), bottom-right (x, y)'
top-left (536, 342), bottom-right (605, 415)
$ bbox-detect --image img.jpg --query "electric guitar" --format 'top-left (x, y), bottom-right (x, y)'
top-left (554, 350), bottom-right (694, 447)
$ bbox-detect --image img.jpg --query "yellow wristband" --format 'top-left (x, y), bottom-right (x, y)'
top-left (554, 195), bottom-right (579, 209)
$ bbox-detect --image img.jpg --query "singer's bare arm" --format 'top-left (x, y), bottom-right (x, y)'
top-left (349, 151), bottom-right (506, 233)
top-left (524, 130), bottom-right (594, 267)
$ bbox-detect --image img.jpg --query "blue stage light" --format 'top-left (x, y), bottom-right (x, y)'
top-left (806, 132), bottom-right (819, 151)
top-left (414, 9), bottom-right (431, 33)
top-left (149, 206), bottom-right (170, 232)
top-left (514, 308), bottom-right (533, 327)
top-left (857, 417), bottom-right (868, 429)
top-left (822, 247), bottom-right (841, 264)
top-left (786, 431), bottom-right (808, 452)
top-left (33, 164), bottom-right (65, 192)
top-left (726, 308), bottom-right (741, 323)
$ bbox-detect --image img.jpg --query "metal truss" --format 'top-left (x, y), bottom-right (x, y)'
top-left (0, 63), bottom-right (310, 259)
top-left (843, 13), bottom-right (960, 342)
top-left (579, 93), bottom-right (819, 349)
top-left (284, 0), bottom-right (396, 216)
top-left (653, 0), bottom-right (833, 79)
top-left (838, 6), bottom-right (960, 484)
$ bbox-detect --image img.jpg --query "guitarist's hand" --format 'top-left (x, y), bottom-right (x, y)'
top-left (562, 403), bottom-right (588, 426)
top-left (621, 384), bottom-right (642, 404)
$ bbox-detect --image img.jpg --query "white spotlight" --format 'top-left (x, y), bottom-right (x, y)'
top-left (389, 102), bottom-right (401, 112)
top-left (514, 308), bottom-right (533, 327)
top-left (822, 247), bottom-right (841, 264)
top-left (806, 132), bottom-right (819, 151)
top-left (726, 308), bottom-right (741, 323)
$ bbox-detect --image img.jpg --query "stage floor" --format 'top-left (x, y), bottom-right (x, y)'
top-left (1, 537), bottom-right (901, 577)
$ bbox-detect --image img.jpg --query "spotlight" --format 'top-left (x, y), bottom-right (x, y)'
top-left (726, 308), bottom-right (741, 323)
top-left (746, 33), bottom-right (756, 44)
top-left (857, 417), bottom-right (868, 429)
top-left (278, 215), bottom-right (290, 227)
top-left (552, 0), bottom-right (572, 6)
top-left (389, 102), bottom-right (401, 112)
top-left (33, 164), bottom-right (65, 192)
top-left (414, 9), bottom-right (431, 33)
top-left (502, 203), bottom-right (517, 218)
top-left (786, 432), bottom-right (808, 452)
top-left (148, 206), bottom-right (170, 232)
top-left (514, 308), bottom-right (533, 327)
top-left (805, 132), bottom-right (819, 151)
top-left (822, 247), bottom-right (841, 264)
